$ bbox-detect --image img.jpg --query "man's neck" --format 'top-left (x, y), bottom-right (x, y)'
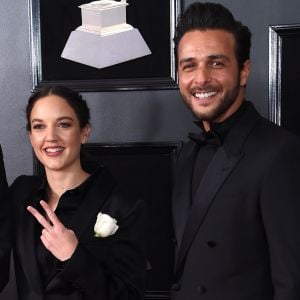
top-left (202, 97), bottom-right (245, 132)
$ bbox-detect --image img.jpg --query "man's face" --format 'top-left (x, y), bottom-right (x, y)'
top-left (177, 29), bottom-right (250, 126)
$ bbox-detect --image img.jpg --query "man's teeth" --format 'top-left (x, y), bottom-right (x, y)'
top-left (194, 91), bottom-right (217, 99)
top-left (45, 147), bottom-right (64, 153)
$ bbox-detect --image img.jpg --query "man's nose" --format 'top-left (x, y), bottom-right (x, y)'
top-left (194, 66), bottom-right (211, 85)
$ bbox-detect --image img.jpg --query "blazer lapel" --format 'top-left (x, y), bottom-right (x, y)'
top-left (45, 167), bottom-right (116, 290)
top-left (175, 148), bottom-right (243, 275)
top-left (67, 167), bottom-right (116, 239)
top-left (17, 184), bottom-right (43, 296)
top-left (175, 102), bottom-right (261, 277)
top-left (172, 142), bottom-right (198, 248)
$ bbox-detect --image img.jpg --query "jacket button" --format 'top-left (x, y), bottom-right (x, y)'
top-left (196, 285), bottom-right (207, 294)
top-left (207, 240), bottom-right (217, 248)
top-left (172, 283), bottom-right (181, 291)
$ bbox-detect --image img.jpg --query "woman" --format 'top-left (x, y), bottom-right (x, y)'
top-left (0, 145), bottom-right (10, 292)
top-left (10, 85), bottom-right (146, 300)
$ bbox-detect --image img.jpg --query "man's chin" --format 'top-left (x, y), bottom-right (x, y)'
top-left (191, 107), bottom-right (215, 122)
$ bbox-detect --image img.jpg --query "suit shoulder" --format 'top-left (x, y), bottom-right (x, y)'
top-left (107, 186), bottom-right (146, 223)
top-left (11, 174), bottom-right (40, 187)
top-left (89, 167), bottom-right (146, 220)
top-left (174, 140), bottom-right (195, 168)
top-left (106, 185), bottom-right (146, 222)
top-left (245, 117), bottom-right (300, 169)
top-left (10, 175), bottom-right (41, 196)
top-left (254, 117), bottom-right (300, 148)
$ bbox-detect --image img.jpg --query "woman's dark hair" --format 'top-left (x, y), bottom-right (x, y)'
top-left (173, 2), bottom-right (251, 70)
top-left (26, 85), bottom-right (90, 131)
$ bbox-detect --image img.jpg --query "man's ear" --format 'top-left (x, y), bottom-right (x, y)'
top-left (240, 59), bottom-right (251, 87)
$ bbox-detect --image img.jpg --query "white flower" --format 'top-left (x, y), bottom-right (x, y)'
top-left (94, 212), bottom-right (119, 237)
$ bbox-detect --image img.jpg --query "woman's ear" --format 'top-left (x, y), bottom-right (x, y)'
top-left (28, 131), bottom-right (33, 146)
top-left (81, 124), bottom-right (91, 145)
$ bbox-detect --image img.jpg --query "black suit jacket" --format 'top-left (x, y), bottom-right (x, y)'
top-left (172, 102), bottom-right (300, 300)
top-left (0, 145), bottom-right (10, 292)
top-left (10, 166), bottom-right (147, 300)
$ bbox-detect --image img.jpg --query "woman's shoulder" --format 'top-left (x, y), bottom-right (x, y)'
top-left (10, 175), bottom-right (42, 193)
top-left (9, 175), bottom-right (43, 210)
top-left (89, 166), bottom-right (146, 220)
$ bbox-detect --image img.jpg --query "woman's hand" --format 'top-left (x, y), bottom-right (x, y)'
top-left (27, 200), bottom-right (78, 261)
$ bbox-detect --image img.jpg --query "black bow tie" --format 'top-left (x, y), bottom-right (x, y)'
top-left (188, 131), bottom-right (222, 146)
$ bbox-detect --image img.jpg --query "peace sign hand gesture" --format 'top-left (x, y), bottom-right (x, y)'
top-left (27, 200), bottom-right (78, 261)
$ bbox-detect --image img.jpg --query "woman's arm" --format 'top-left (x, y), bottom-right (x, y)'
top-left (0, 146), bottom-right (10, 291)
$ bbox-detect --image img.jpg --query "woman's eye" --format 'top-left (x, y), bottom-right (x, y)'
top-left (58, 122), bottom-right (71, 128)
top-left (32, 124), bottom-right (44, 130)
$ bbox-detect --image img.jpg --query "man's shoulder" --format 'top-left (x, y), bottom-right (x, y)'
top-left (238, 101), bottom-right (300, 147)
top-left (254, 115), bottom-right (300, 146)
top-left (176, 140), bottom-right (195, 158)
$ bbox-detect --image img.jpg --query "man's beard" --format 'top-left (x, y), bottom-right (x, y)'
top-left (184, 78), bottom-right (241, 122)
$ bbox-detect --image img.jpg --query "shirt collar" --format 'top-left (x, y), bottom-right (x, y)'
top-left (190, 101), bottom-right (249, 145)
top-left (36, 162), bottom-right (103, 199)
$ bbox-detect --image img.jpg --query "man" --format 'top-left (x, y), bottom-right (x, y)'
top-left (0, 145), bottom-right (10, 292)
top-left (171, 2), bottom-right (300, 300)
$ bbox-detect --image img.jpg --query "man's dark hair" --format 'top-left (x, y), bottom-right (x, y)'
top-left (174, 2), bottom-right (251, 70)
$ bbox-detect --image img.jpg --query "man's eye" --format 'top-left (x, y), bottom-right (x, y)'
top-left (182, 64), bottom-right (195, 71)
top-left (210, 61), bottom-right (224, 68)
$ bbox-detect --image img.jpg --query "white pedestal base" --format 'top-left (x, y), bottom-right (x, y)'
top-left (61, 28), bottom-right (151, 69)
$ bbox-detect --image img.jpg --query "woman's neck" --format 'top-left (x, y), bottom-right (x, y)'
top-left (45, 168), bottom-right (90, 211)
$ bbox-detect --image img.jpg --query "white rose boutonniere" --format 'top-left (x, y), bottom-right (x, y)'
top-left (94, 212), bottom-right (119, 237)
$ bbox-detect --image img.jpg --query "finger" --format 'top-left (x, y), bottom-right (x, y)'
top-left (41, 228), bottom-right (55, 250)
top-left (40, 233), bottom-right (51, 250)
top-left (39, 200), bottom-right (62, 227)
top-left (41, 228), bottom-right (52, 241)
top-left (27, 206), bottom-right (52, 231)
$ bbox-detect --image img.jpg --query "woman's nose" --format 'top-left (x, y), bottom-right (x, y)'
top-left (45, 126), bottom-right (58, 142)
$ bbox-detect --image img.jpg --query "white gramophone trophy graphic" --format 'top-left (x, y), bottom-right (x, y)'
top-left (61, 0), bottom-right (151, 69)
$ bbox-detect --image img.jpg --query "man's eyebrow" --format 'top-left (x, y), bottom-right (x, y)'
top-left (208, 54), bottom-right (229, 61)
top-left (179, 54), bottom-right (229, 65)
top-left (179, 57), bottom-right (195, 65)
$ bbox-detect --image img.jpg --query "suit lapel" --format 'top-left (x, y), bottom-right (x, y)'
top-left (65, 167), bottom-right (115, 239)
top-left (175, 148), bottom-right (243, 274)
top-left (17, 180), bottom-right (43, 296)
top-left (45, 167), bottom-right (116, 290)
top-left (172, 143), bottom-right (198, 247)
top-left (175, 102), bottom-right (261, 276)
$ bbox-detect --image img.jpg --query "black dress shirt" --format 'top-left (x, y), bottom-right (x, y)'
top-left (35, 166), bottom-right (101, 285)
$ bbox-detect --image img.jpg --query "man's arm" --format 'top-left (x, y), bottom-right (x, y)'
top-left (261, 137), bottom-right (300, 300)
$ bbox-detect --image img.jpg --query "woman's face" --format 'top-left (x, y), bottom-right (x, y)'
top-left (28, 95), bottom-right (90, 174)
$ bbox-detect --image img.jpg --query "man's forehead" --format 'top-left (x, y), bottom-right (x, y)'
top-left (178, 29), bottom-right (236, 57)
